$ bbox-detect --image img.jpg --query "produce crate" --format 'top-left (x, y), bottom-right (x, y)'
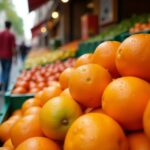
top-left (77, 30), bottom-right (150, 57)
top-left (0, 85), bottom-right (34, 123)
top-left (113, 32), bottom-right (131, 42)
top-left (114, 30), bottom-right (150, 42)
top-left (0, 100), bottom-right (10, 124)
top-left (4, 92), bottom-right (34, 111)
top-left (0, 92), bottom-right (34, 124)
top-left (0, 87), bottom-right (34, 148)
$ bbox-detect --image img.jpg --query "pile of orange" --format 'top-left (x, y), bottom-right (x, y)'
top-left (0, 33), bottom-right (150, 150)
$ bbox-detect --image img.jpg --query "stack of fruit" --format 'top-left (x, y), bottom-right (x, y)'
top-left (129, 21), bottom-right (150, 33)
top-left (12, 58), bottom-right (75, 94)
top-left (1, 34), bottom-right (150, 150)
top-left (25, 48), bottom-right (76, 69)
top-left (85, 14), bottom-right (150, 43)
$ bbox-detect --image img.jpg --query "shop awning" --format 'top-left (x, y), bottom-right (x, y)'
top-left (28, 0), bottom-right (49, 12)
top-left (31, 20), bottom-right (47, 38)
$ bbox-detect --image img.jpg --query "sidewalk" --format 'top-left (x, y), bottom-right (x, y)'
top-left (0, 56), bottom-right (23, 110)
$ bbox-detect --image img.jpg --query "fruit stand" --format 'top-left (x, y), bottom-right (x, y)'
top-left (1, 1), bottom-right (150, 147)
top-left (0, 32), bottom-right (150, 150)
top-left (77, 14), bottom-right (150, 56)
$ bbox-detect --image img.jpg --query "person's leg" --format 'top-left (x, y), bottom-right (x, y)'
top-left (0, 59), bottom-right (4, 90)
top-left (21, 53), bottom-right (26, 62)
top-left (1, 59), bottom-right (6, 90)
top-left (1, 59), bottom-right (12, 91)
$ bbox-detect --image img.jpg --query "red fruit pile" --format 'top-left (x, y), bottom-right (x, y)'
top-left (12, 58), bottom-right (75, 94)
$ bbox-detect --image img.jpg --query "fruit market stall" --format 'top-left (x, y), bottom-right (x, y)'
top-left (0, 33), bottom-right (150, 150)
top-left (24, 40), bottom-right (79, 69)
top-left (1, 41), bottom-right (78, 121)
top-left (13, 58), bottom-right (75, 95)
top-left (0, 39), bottom-right (79, 110)
top-left (24, 48), bottom-right (76, 69)
top-left (77, 14), bottom-right (150, 56)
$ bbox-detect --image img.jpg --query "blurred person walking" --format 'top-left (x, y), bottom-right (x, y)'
top-left (0, 21), bottom-right (16, 91)
top-left (19, 41), bottom-right (29, 62)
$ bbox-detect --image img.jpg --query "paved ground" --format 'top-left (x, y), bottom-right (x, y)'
top-left (0, 55), bottom-right (23, 111)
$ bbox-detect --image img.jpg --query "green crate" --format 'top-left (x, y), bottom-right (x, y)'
top-left (4, 92), bottom-right (34, 110)
top-left (0, 100), bottom-right (10, 124)
top-left (76, 41), bottom-right (103, 57)
top-left (0, 92), bottom-right (34, 124)
top-left (114, 32), bottom-right (131, 42)
top-left (114, 30), bottom-right (150, 42)
top-left (0, 84), bottom-right (34, 124)
top-left (5, 93), bottom-right (34, 110)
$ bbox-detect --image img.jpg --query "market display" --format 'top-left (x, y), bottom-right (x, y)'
top-left (0, 33), bottom-right (150, 150)
top-left (12, 58), bottom-right (75, 94)
top-left (76, 14), bottom-right (150, 59)
top-left (24, 41), bottom-right (78, 69)
top-left (129, 21), bottom-right (150, 34)
top-left (86, 14), bottom-right (150, 42)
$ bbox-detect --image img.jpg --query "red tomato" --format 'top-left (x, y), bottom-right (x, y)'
top-left (12, 87), bottom-right (27, 94)
top-left (36, 76), bottom-right (45, 83)
top-left (28, 87), bottom-right (40, 94)
top-left (29, 81), bottom-right (37, 89)
top-left (15, 81), bottom-right (29, 89)
top-left (38, 82), bottom-right (47, 90)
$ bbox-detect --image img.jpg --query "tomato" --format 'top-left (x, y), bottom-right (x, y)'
top-left (36, 76), bottom-right (45, 83)
top-left (12, 87), bottom-right (27, 94)
top-left (15, 81), bottom-right (29, 89)
top-left (28, 87), bottom-right (40, 94)
top-left (29, 81), bottom-right (37, 89)
top-left (38, 82), bottom-right (47, 90)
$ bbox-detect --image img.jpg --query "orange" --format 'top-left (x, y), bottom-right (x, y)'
top-left (92, 41), bottom-right (121, 77)
top-left (85, 108), bottom-right (104, 113)
top-left (28, 87), bottom-right (40, 94)
top-left (35, 86), bottom-right (62, 106)
top-left (69, 64), bottom-right (112, 107)
top-left (0, 116), bottom-right (20, 142)
top-left (23, 106), bottom-right (41, 116)
top-left (3, 139), bottom-right (14, 150)
top-left (60, 88), bottom-right (72, 99)
top-left (59, 68), bottom-right (74, 90)
top-left (143, 100), bottom-right (150, 139)
top-left (116, 34), bottom-right (150, 81)
top-left (102, 76), bottom-right (150, 130)
top-left (127, 132), bottom-right (150, 150)
top-left (21, 98), bottom-right (41, 112)
top-left (60, 89), bottom-right (87, 111)
top-left (35, 90), bottom-right (43, 100)
top-left (10, 115), bottom-right (43, 147)
top-left (7, 116), bottom-right (21, 121)
top-left (74, 53), bottom-right (93, 68)
top-left (47, 81), bottom-right (61, 87)
top-left (12, 109), bottom-right (22, 117)
top-left (64, 113), bottom-right (128, 150)
top-left (40, 96), bottom-right (82, 140)
top-left (15, 137), bottom-right (60, 150)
